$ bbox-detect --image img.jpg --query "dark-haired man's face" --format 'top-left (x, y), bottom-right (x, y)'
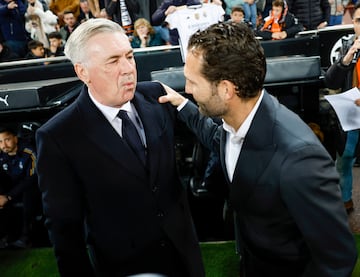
top-left (184, 51), bottom-right (227, 117)
top-left (0, 132), bottom-right (18, 155)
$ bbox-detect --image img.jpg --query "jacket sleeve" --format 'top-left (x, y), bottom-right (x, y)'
top-left (36, 128), bottom-right (95, 277)
top-left (320, 0), bottom-right (331, 23)
top-left (283, 13), bottom-right (303, 38)
top-left (151, 1), bottom-right (170, 25)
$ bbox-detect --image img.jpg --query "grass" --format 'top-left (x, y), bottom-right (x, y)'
top-left (0, 236), bottom-right (359, 276)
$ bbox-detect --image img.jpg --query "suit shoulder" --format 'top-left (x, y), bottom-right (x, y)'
top-left (136, 81), bottom-right (165, 98)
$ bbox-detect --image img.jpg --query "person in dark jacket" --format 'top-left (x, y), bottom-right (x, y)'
top-left (256, 0), bottom-right (302, 40)
top-left (159, 21), bottom-right (357, 277)
top-left (287, 0), bottom-right (330, 30)
top-left (105, 0), bottom-right (142, 36)
top-left (0, 41), bottom-right (19, 62)
top-left (324, 2), bottom-right (360, 214)
top-left (0, 0), bottom-right (29, 57)
top-left (36, 18), bottom-right (205, 277)
top-left (0, 127), bottom-right (39, 248)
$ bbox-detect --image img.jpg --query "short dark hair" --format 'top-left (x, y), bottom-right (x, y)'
top-left (231, 6), bottom-right (244, 16)
top-left (27, 40), bottom-right (43, 50)
top-left (0, 126), bottom-right (17, 136)
top-left (187, 22), bottom-right (266, 99)
top-left (48, 31), bottom-right (62, 40)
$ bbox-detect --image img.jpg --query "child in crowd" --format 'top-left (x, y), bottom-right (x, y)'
top-left (255, 0), bottom-right (302, 40)
top-left (228, 5), bottom-right (254, 29)
top-left (47, 31), bottom-right (65, 57)
top-left (25, 40), bottom-right (47, 59)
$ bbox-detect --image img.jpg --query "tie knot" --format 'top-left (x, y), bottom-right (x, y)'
top-left (117, 110), bottom-right (129, 120)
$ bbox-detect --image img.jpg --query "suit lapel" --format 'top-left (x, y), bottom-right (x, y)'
top-left (224, 92), bottom-right (278, 207)
top-left (132, 92), bottom-right (164, 185)
top-left (77, 88), bottom-right (147, 180)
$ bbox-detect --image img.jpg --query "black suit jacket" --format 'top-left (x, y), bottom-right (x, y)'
top-left (178, 91), bottom-right (357, 276)
top-left (36, 81), bottom-right (204, 276)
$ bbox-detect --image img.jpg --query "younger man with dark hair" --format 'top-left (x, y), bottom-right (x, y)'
top-left (0, 127), bottom-right (39, 248)
top-left (48, 31), bottom-right (65, 57)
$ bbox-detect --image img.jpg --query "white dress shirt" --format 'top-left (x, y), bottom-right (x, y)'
top-left (88, 91), bottom-right (147, 146)
top-left (223, 90), bottom-right (264, 181)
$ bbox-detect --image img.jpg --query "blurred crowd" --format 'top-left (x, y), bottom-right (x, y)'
top-left (0, 0), bottom-right (356, 63)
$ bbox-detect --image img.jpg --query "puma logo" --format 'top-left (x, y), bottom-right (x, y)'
top-left (0, 95), bottom-right (9, 106)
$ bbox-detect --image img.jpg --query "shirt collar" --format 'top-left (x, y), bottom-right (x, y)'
top-left (223, 89), bottom-right (264, 141)
top-left (88, 89), bottom-right (132, 122)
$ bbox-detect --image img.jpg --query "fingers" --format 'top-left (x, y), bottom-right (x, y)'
top-left (156, 81), bottom-right (186, 106)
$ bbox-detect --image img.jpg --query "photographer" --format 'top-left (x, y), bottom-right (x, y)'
top-left (324, 2), bottom-right (360, 214)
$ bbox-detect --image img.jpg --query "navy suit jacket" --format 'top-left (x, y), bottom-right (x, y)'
top-left (36, 81), bottom-right (204, 276)
top-left (178, 90), bottom-right (357, 276)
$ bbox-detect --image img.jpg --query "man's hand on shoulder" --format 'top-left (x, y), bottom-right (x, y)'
top-left (158, 83), bottom-right (187, 107)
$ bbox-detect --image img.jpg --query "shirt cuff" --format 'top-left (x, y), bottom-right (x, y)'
top-left (177, 98), bottom-right (189, 111)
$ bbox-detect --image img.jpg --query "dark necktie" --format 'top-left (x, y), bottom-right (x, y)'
top-left (117, 110), bottom-right (146, 165)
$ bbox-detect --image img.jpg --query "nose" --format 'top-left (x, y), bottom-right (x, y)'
top-left (119, 58), bottom-right (135, 75)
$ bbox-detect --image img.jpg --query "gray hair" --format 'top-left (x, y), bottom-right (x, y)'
top-left (64, 18), bottom-right (125, 64)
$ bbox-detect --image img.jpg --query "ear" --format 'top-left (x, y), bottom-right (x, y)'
top-left (74, 63), bottom-right (90, 84)
top-left (219, 80), bottom-right (237, 100)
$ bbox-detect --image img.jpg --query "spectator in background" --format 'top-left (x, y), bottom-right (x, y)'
top-left (25, 39), bottom-right (47, 59)
top-left (49, 0), bottom-right (80, 26)
top-left (0, 41), bottom-right (19, 62)
top-left (324, 2), bottom-right (360, 213)
top-left (131, 18), bottom-right (169, 48)
top-left (47, 31), bottom-right (64, 56)
top-left (287, 0), bottom-right (330, 30)
top-left (59, 10), bottom-right (80, 41)
top-left (243, 0), bottom-right (257, 29)
top-left (0, 127), bottom-right (39, 249)
top-left (26, 0), bottom-right (58, 34)
top-left (151, 0), bottom-right (202, 45)
top-left (329, 0), bottom-right (347, 26)
top-left (0, 0), bottom-right (29, 58)
top-left (105, 0), bottom-right (142, 36)
top-left (255, 0), bottom-right (302, 40)
top-left (78, 0), bottom-right (94, 23)
top-left (224, 0), bottom-right (244, 20)
top-left (228, 5), bottom-right (252, 27)
top-left (25, 14), bottom-right (50, 48)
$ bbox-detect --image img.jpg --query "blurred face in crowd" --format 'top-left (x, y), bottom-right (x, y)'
top-left (75, 31), bottom-right (137, 108)
top-left (80, 1), bottom-right (90, 13)
top-left (231, 11), bottom-right (244, 23)
top-left (49, 37), bottom-right (62, 49)
top-left (32, 45), bottom-right (45, 57)
top-left (272, 5), bottom-right (283, 18)
top-left (63, 13), bottom-right (77, 27)
top-left (0, 132), bottom-right (18, 155)
top-left (136, 24), bottom-right (149, 37)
